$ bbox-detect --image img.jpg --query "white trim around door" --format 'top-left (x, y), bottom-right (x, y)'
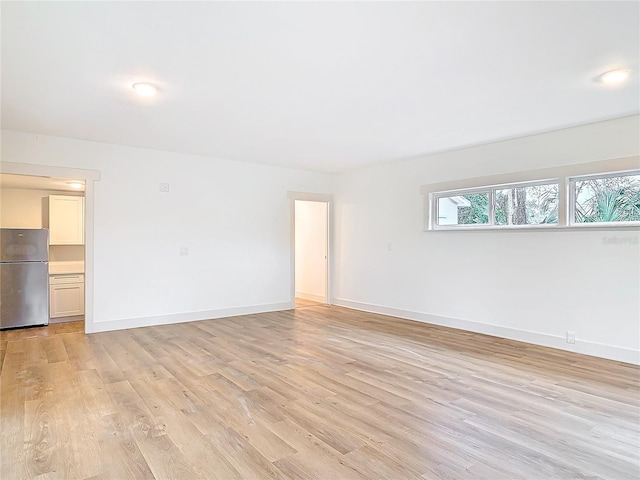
top-left (0, 161), bottom-right (101, 334)
top-left (287, 191), bottom-right (333, 307)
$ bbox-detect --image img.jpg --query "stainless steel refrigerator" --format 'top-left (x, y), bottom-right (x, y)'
top-left (0, 228), bottom-right (49, 330)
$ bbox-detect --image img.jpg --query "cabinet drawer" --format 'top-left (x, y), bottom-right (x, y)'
top-left (50, 274), bottom-right (84, 285)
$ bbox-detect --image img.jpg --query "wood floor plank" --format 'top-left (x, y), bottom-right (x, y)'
top-left (127, 375), bottom-right (247, 479)
top-left (1, 306), bottom-right (639, 479)
top-left (52, 369), bottom-right (103, 479)
top-left (23, 398), bottom-right (57, 478)
top-left (0, 381), bottom-right (28, 479)
top-left (101, 412), bottom-right (156, 480)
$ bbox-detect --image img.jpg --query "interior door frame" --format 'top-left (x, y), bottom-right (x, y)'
top-left (1, 161), bottom-right (101, 333)
top-left (287, 191), bottom-right (333, 306)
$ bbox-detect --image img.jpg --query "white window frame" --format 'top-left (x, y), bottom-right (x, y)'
top-left (420, 156), bottom-right (640, 232)
top-left (432, 178), bottom-right (560, 230)
top-left (568, 169), bottom-right (640, 228)
top-left (433, 187), bottom-right (492, 229)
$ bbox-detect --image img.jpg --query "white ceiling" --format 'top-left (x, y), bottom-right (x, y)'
top-left (1, 2), bottom-right (638, 173)
top-left (0, 174), bottom-right (85, 192)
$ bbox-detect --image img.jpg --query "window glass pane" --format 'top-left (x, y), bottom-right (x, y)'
top-left (495, 183), bottom-right (559, 225)
top-left (574, 173), bottom-right (640, 223)
top-left (437, 193), bottom-right (489, 225)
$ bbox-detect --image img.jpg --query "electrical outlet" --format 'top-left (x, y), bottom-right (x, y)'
top-left (566, 331), bottom-right (576, 344)
top-left (179, 247), bottom-right (189, 256)
top-left (159, 183), bottom-right (170, 192)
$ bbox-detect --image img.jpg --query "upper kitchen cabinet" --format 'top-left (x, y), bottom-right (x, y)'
top-left (47, 195), bottom-right (84, 245)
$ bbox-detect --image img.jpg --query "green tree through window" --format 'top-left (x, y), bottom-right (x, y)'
top-left (575, 174), bottom-right (640, 223)
top-left (457, 193), bottom-right (489, 224)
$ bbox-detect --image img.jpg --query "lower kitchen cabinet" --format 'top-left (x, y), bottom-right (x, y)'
top-left (50, 274), bottom-right (85, 318)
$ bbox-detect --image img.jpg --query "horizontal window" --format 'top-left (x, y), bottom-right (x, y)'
top-left (423, 161), bottom-right (640, 231)
top-left (571, 172), bottom-right (640, 225)
top-left (433, 180), bottom-right (559, 229)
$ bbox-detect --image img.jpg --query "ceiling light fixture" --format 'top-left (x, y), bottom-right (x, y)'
top-left (67, 181), bottom-right (84, 189)
top-left (599, 69), bottom-right (630, 84)
top-left (132, 82), bottom-right (158, 97)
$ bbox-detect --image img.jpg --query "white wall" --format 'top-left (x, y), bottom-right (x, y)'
top-left (333, 115), bottom-right (640, 364)
top-left (295, 200), bottom-right (327, 302)
top-left (2, 116), bottom-right (638, 364)
top-left (1, 130), bottom-right (333, 331)
top-left (0, 188), bottom-right (82, 228)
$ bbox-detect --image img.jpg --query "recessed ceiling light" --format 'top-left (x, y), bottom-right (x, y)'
top-left (67, 181), bottom-right (84, 189)
top-left (599, 69), bottom-right (630, 84)
top-left (132, 82), bottom-right (158, 97)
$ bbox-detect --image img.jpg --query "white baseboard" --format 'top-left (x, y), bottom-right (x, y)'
top-left (49, 315), bottom-right (84, 325)
top-left (91, 301), bottom-right (294, 333)
top-left (295, 291), bottom-right (327, 303)
top-left (332, 298), bottom-right (640, 366)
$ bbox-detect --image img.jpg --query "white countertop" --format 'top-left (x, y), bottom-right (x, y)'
top-left (49, 261), bottom-right (85, 275)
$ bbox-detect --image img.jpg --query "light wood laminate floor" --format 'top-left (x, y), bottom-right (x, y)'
top-left (1, 305), bottom-right (639, 479)
top-left (294, 298), bottom-right (326, 309)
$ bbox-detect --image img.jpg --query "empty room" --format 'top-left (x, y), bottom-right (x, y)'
top-left (1, 1), bottom-right (639, 479)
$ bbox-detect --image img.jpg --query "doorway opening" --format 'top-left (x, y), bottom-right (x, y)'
top-left (0, 162), bottom-right (99, 334)
top-left (0, 173), bottom-right (87, 332)
top-left (289, 193), bottom-right (332, 308)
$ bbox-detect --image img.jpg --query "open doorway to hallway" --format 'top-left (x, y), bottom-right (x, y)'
top-left (294, 199), bottom-right (328, 308)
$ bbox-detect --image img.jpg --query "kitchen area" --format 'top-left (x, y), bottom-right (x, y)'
top-left (0, 174), bottom-right (85, 330)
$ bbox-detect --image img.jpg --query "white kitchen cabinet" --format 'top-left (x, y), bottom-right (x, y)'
top-left (48, 195), bottom-right (84, 245)
top-left (50, 274), bottom-right (85, 318)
